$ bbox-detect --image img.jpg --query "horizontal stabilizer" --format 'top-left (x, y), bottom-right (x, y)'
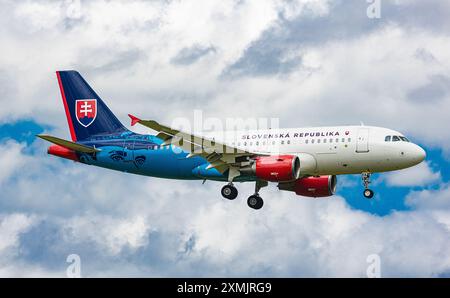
top-left (37, 134), bottom-right (100, 153)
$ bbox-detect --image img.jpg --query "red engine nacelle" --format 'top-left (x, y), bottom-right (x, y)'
top-left (278, 175), bottom-right (337, 197)
top-left (252, 155), bottom-right (300, 182)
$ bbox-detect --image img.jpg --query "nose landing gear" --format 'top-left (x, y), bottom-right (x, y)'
top-left (362, 172), bottom-right (374, 199)
top-left (363, 189), bottom-right (374, 199)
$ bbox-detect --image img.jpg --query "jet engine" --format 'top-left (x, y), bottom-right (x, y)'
top-left (278, 175), bottom-right (337, 197)
top-left (241, 155), bottom-right (300, 182)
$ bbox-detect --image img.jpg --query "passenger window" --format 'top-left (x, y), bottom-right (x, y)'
top-left (323, 139), bottom-right (327, 143)
top-left (305, 140), bottom-right (309, 144)
top-left (287, 140), bottom-right (291, 145)
top-left (348, 138), bottom-right (351, 142)
top-left (385, 136), bottom-right (391, 142)
top-left (392, 136), bottom-right (400, 142)
top-left (342, 138), bottom-right (345, 143)
top-left (317, 139), bottom-right (321, 144)
top-left (336, 138), bottom-right (339, 143)
top-left (329, 138), bottom-right (333, 143)
top-left (311, 139), bottom-right (315, 144)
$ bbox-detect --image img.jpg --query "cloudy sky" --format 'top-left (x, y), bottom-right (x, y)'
top-left (0, 0), bottom-right (450, 277)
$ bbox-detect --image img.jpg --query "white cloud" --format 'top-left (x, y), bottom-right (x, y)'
top-left (63, 214), bottom-right (150, 256)
top-left (406, 184), bottom-right (450, 210)
top-left (0, 213), bottom-right (47, 278)
top-left (14, 1), bottom-right (65, 31)
top-left (0, 263), bottom-right (60, 278)
top-left (0, 213), bottom-right (35, 253)
top-left (279, 0), bottom-right (331, 20)
top-left (384, 161), bottom-right (441, 187)
top-left (0, 141), bottom-right (28, 184)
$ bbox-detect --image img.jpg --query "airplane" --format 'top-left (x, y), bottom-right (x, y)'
top-left (38, 71), bottom-right (426, 210)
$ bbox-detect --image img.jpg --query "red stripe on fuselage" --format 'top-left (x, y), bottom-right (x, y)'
top-left (56, 71), bottom-right (77, 142)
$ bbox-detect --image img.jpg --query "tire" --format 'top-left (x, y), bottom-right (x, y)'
top-left (247, 195), bottom-right (264, 210)
top-left (363, 189), bottom-right (374, 199)
top-left (221, 185), bottom-right (238, 200)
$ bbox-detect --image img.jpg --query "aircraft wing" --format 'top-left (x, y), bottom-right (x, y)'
top-left (128, 114), bottom-right (259, 179)
top-left (37, 134), bottom-right (100, 153)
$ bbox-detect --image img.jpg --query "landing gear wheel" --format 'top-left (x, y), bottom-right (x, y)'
top-left (361, 172), bottom-right (374, 199)
top-left (247, 195), bottom-right (264, 210)
top-left (363, 189), bottom-right (374, 199)
top-left (221, 184), bottom-right (238, 200)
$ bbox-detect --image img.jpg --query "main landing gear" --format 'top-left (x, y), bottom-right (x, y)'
top-left (221, 183), bottom-right (238, 200)
top-left (221, 180), bottom-right (268, 210)
top-left (362, 172), bottom-right (374, 199)
top-left (247, 180), bottom-right (267, 210)
top-left (247, 194), bottom-right (264, 210)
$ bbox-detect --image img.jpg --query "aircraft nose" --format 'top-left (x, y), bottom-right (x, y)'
top-left (411, 144), bottom-right (426, 164)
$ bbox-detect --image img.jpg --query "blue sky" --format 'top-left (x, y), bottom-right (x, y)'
top-left (1, 0), bottom-right (450, 277)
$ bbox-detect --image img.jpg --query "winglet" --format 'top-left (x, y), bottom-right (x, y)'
top-left (128, 114), bottom-right (141, 126)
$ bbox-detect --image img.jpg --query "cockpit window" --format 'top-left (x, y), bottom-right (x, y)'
top-left (385, 135), bottom-right (410, 142)
top-left (399, 136), bottom-right (410, 142)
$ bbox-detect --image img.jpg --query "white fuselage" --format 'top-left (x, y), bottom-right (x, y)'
top-left (207, 125), bottom-right (426, 176)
